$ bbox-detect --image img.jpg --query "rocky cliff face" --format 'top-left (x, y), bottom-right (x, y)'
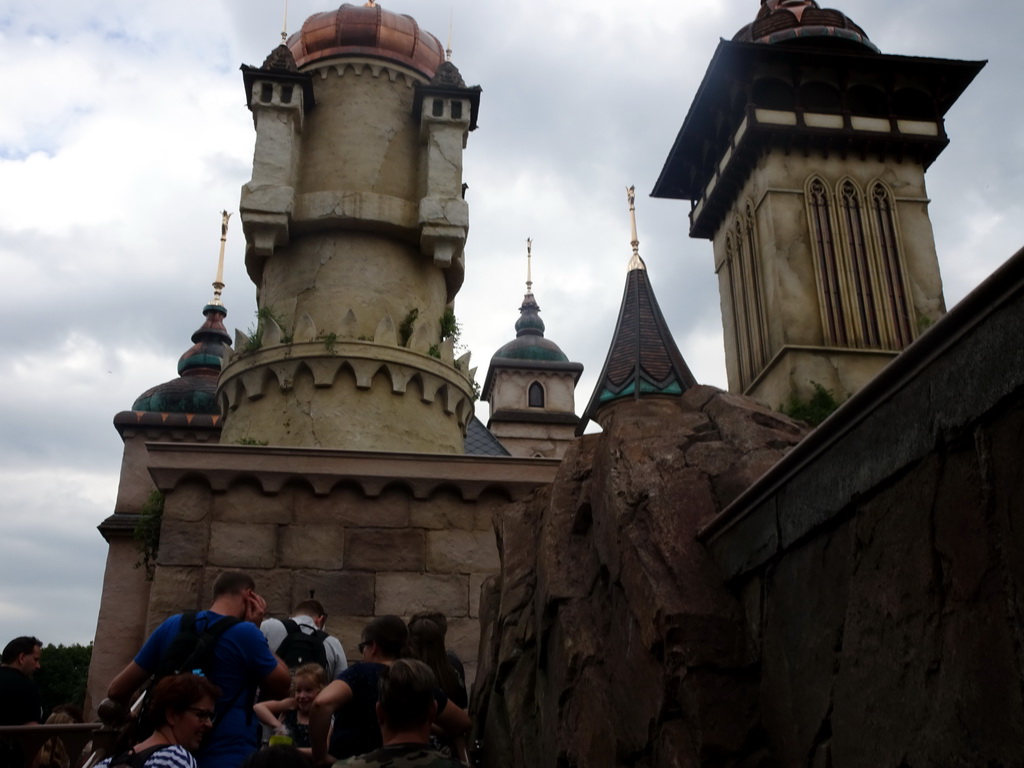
top-left (474, 386), bottom-right (807, 767)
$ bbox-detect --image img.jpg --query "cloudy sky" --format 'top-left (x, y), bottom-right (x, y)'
top-left (1, 0), bottom-right (1021, 648)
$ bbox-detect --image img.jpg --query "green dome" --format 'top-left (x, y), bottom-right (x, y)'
top-left (132, 303), bottom-right (232, 414)
top-left (491, 292), bottom-right (569, 363)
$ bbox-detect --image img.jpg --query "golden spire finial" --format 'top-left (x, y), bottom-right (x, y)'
top-left (526, 237), bottom-right (533, 294)
top-left (446, 10), bottom-right (454, 62)
top-left (211, 211), bottom-right (232, 306)
top-left (626, 186), bottom-right (646, 272)
top-left (281, 0), bottom-right (288, 43)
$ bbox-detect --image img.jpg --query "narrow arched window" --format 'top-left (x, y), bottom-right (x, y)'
top-left (528, 381), bottom-right (544, 408)
top-left (840, 180), bottom-right (882, 347)
top-left (725, 232), bottom-right (751, 388)
top-left (745, 203), bottom-right (769, 371)
top-left (808, 179), bottom-right (847, 346)
top-left (870, 183), bottom-right (914, 347)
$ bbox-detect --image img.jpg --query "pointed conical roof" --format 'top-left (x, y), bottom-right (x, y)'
top-left (577, 191), bottom-right (697, 434)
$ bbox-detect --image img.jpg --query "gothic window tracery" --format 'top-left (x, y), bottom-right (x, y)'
top-left (808, 178), bottom-right (847, 346)
top-left (870, 183), bottom-right (914, 347)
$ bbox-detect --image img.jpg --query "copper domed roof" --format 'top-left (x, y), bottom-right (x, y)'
top-left (734, 0), bottom-right (878, 53)
top-left (287, 3), bottom-right (445, 78)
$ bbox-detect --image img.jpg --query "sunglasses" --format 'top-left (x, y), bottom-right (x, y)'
top-left (188, 708), bottom-right (216, 723)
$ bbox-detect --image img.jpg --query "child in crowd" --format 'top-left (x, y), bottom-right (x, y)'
top-left (253, 663), bottom-right (328, 755)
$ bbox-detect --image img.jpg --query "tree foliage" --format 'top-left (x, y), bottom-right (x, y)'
top-left (36, 643), bottom-right (92, 716)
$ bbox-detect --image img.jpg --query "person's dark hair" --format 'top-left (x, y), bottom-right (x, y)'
top-left (145, 674), bottom-right (221, 727)
top-left (377, 659), bottom-right (437, 731)
top-left (2, 636), bottom-right (42, 664)
top-left (409, 612), bottom-right (448, 637)
top-left (406, 618), bottom-right (460, 702)
top-left (362, 616), bottom-right (408, 660)
top-left (213, 571), bottom-right (256, 597)
top-left (239, 744), bottom-right (311, 768)
top-left (292, 599), bottom-right (326, 619)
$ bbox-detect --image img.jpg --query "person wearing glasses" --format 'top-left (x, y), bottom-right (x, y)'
top-left (105, 572), bottom-right (292, 768)
top-left (99, 675), bottom-right (221, 768)
top-left (308, 617), bottom-right (470, 764)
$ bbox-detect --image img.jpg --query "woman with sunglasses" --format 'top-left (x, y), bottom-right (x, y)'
top-left (308, 616), bottom-right (470, 764)
top-left (100, 674), bottom-right (221, 768)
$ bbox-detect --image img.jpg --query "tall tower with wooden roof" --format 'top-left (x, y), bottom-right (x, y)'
top-left (579, 188), bottom-right (697, 433)
top-left (652, 0), bottom-right (984, 409)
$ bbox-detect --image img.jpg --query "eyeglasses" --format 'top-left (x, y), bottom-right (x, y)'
top-left (188, 708), bottom-right (216, 723)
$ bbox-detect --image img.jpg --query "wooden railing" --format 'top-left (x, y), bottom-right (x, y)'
top-left (0, 723), bottom-right (121, 768)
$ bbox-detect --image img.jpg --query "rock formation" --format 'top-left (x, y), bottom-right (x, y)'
top-left (474, 386), bottom-right (808, 767)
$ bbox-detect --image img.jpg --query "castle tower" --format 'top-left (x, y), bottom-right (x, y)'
top-left (652, 0), bottom-right (983, 409)
top-left (222, 3), bottom-right (482, 453)
top-left (578, 188), bottom-right (697, 433)
top-left (86, 216), bottom-right (233, 710)
top-left (482, 240), bottom-right (583, 458)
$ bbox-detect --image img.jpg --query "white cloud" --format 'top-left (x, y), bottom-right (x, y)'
top-left (0, 0), bottom-right (1021, 647)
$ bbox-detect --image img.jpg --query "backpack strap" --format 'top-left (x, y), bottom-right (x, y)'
top-left (177, 613), bottom-right (241, 675)
top-left (280, 619), bottom-right (300, 637)
top-left (109, 745), bottom-right (170, 768)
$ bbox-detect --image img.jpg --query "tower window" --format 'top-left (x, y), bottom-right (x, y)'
top-left (808, 178), bottom-right (847, 346)
top-left (840, 181), bottom-right (882, 347)
top-left (451, 100), bottom-right (463, 120)
top-left (432, 98), bottom-right (444, 117)
top-left (260, 83), bottom-right (273, 103)
top-left (281, 85), bottom-right (294, 104)
top-left (528, 381), bottom-right (544, 408)
top-left (871, 184), bottom-right (914, 347)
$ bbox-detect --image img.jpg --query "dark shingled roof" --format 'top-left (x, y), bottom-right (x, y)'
top-left (464, 415), bottom-right (510, 456)
top-left (577, 262), bottom-right (696, 434)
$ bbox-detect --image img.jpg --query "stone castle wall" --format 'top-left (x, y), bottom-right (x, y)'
top-left (702, 246), bottom-right (1024, 766)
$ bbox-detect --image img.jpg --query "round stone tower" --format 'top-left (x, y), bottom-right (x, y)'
top-left (220, 2), bottom-right (481, 453)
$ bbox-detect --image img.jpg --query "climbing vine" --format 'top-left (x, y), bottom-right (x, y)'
top-left (133, 490), bottom-right (165, 581)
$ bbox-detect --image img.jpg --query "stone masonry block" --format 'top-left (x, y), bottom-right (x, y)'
top-left (158, 517), bottom-right (209, 567)
top-left (296, 486), bottom-right (412, 528)
top-left (213, 482), bottom-right (292, 524)
top-left (209, 523), bottom-right (277, 569)
top-left (409, 496), bottom-right (476, 530)
top-left (445, 618), bottom-right (481, 665)
top-left (146, 567), bottom-right (203, 633)
top-left (376, 573), bottom-right (469, 618)
top-left (470, 573), bottom-right (488, 619)
top-left (331, 615), bottom-right (373, 661)
top-left (292, 570), bottom-right (375, 617)
top-left (164, 480), bottom-right (211, 522)
top-left (346, 529), bottom-right (425, 571)
top-left (281, 525), bottom-right (344, 570)
top-left (426, 530), bottom-right (500, 574)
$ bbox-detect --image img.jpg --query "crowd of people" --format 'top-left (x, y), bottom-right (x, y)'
top-left (1, 571), bottom-right (474, 768)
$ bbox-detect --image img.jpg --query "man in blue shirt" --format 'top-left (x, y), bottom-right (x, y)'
top-left (106, 572), bottom-right (291, 768)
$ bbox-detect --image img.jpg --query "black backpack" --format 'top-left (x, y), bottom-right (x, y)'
top-left (136, 612), bottom-right (242, 738)
top-left (275, 619), bottom-right (329, 670)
